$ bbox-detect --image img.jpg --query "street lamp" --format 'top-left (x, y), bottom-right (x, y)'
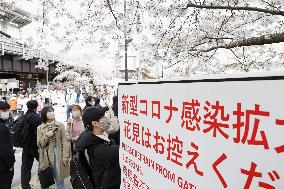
top-left (123, 0), bottom-right (133, 81)
top-left (44, 66), bottom-right (49, 90)
top-left (124, 38), bottom-right (132, 81)
top-left (123, 0), bottom-right (140, 81)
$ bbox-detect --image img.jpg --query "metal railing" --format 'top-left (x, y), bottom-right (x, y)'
top-left (0, 40), bottom-right (55, 61)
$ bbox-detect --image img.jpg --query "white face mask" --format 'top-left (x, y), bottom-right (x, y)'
top-left (72, 111), bottom-right (81, 118)
top-left (100, 117), bottom-right (110, 131)
top-left (0, 111), bottom-right (9, 120)
top-left (46, 112), bottom-right (55, 120)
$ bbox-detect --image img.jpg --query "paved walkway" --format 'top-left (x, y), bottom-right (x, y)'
top-left (12, 175), bottom-right (72, 189)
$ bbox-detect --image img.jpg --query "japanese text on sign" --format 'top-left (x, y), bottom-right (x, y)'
top-left (119, 77), bottom-right (284, 188)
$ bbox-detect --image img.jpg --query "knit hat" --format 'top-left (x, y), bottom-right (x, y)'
top-left (82, 106), bottom-right (109, 129)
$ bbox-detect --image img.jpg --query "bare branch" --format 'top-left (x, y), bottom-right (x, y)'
top-left (260, 0), bottom-right (281, 12)
top-left (203, 37), bottom-right (234, 40)
top-left (106, 0), bottom-right (123, 31)
top-left (191, 32), bottom-right (284, 52)
top-left (229, 49), bottom-right (243, 64)
top-left (204, 49), bottom-right (217, 62)
top-left (185, 3), bottom-right (284, 16)
top-left (88, 0), bottom-right (95, 8)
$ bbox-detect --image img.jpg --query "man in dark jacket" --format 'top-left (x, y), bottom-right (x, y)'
top-left (0, 101), bottom-right (15, 189)
top-left (94, 96), bottom-right (100, 107)
top-left (83, 96), bottom-right (95, 110)
top-left (21, 100), bottom-right (42, 189)
top-left (76, 106), bottom-right (121, 189)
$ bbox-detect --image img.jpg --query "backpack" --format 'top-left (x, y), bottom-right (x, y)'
top-left (10, 114), bottom-right (30, 148)
top-left (70, 144), bottom-right (111, 189)
top-left (70, 150), bottom-right (95, 189)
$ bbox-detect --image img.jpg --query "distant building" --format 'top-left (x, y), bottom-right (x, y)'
top-left (114, 42), bottom-right (139, 80)
top-left (0, 4), bottom-right (32, 40)
top-left (0, 3), bottom-right (58, 94)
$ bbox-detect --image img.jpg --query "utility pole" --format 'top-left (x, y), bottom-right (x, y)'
top-left (42, 0), bottom-right (49, 89)
top-left (161, 65), bottom-right (164, 79)
top-left (46, 68), bottom-right (49, 90)
top-left (124, 0), bottom-right (128, 81)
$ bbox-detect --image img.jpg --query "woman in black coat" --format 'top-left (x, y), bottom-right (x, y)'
top-left (76, 106), bottom-right (120, 189)
top-left (0, 101), bottom-right (15, 189)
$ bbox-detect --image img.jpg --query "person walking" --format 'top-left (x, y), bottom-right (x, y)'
top-left (75, 88), bottom-right (81, 103)
top-left (21, 100), bottom-right (42, 189)
top-left (8, 94), bottom-right (17, 116)
top-left (83, 96), bottom-right (95, 110)
top-left (0, 101), bottom-right (15, 189)
top-left (42, 89), bottom-right (51, 106)
top-left (76, 106), bottom-right (121, 189)
top-left (36, 95), bottom-right (44, 114)
top-left (66, 88), bottom-right (77, 121)
top-left (17, 94), bottom-right (25, 117)
top-left (66, 105), bottom-right (85, 155)
top-left (37, 106), bottom-right (70, 189)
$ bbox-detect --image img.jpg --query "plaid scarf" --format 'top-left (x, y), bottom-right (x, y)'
top-left (46, 121), bottom-right (58, 145)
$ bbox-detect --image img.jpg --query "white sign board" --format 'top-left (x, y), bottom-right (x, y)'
top-left (119, 74), bottom-right (284, 189)
top-left (7, 81), bottom-right (19, 89)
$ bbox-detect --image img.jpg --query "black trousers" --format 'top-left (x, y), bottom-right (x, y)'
top-left (0, 169), bottom-right (14, 189)
top-left (21, 149), bottom-right (38, 189)
top-left (67, 105), bottom-right (73, 120)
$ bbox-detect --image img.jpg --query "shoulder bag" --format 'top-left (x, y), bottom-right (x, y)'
top-left (38, 145), bottom-right (55, 188)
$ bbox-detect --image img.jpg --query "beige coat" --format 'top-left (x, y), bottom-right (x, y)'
top-left (37, 121), bottom-right (70, 180)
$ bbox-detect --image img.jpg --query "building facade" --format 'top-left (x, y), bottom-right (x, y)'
top-left (0, 3), bottom-right (58, 93)
top-left (114, 42), bottom-right (139, 80)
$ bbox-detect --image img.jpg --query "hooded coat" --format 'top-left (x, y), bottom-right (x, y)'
top-left (76, 131), bottom-right (121, 189)
top-left (83, 103), bottom-right (92, 110)
top-left (37, 121), bottom-right (70, 180)
top-left (0, 119), bottom-right (15, 173)
top-left (24, 110), bottom-right (42, 158)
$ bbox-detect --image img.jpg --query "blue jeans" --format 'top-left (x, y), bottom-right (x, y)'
top-left (43, 146), bottom-right (65, 189)
top-left (66, 105), bottom-right (72, 120)
top-left (54, 145), bottom-right (65, 189)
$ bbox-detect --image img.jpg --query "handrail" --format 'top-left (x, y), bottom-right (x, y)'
top-left (0, 41), bottom-right (56, 61)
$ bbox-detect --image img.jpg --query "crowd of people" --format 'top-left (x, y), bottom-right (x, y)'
top-left (0, 84), bottom-right (116, 116)
top-left (0, 85), bottom-right (120, 189)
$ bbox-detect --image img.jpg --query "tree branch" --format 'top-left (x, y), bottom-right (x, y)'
top-left (191, 32), bottom-right (284, 52)
top-left (203, 37), bottom-right (234, 40)
top-left (105, 0), bottom-right (123, 31)
top-left (88, 0), bottom-right (95, 8)
top-left (185, 3), bottom-right (284, 16)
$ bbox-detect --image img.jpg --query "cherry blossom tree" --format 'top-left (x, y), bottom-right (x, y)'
top-left (5, 0), bottom-right (284, 78)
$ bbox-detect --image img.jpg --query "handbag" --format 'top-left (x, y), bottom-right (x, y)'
top-left (38, 147), bottom-right (55, 188)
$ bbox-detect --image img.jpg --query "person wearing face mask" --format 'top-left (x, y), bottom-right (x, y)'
top-left (37, 106), bottom-right (70, 189)
top-left (66, 105), bottom-right (85, 155)
top-left (0, 101), bottom-right (15, 189)
top-left (83, 96), bottom-right (95, 110)
top-left (76, 106), bottom-right (121, 189)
